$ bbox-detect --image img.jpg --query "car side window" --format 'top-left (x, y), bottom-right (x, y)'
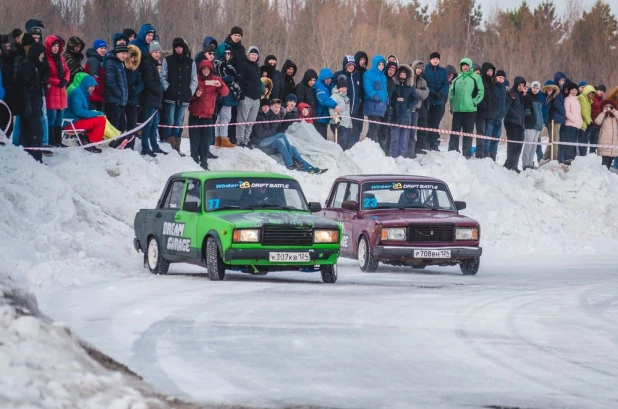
top-left (183, 179), bottom-right (201, 212)
top-left (345, 183), bottom-right (359, 204)
top-left (329, 182), bottom-right (348, 209)
top-left (162, 180), bottom-right (185, 209)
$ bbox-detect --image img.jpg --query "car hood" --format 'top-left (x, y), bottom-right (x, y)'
top-left (362, 210), bottom-right (479, 226)
top-left (216, 210), bottom-right (340, 229)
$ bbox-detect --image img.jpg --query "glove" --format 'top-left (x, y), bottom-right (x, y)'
top-left (59, 80), bottom-right (67, 88)
top-left (435, 92), bottom-right (443, 100)
top-left (372, 94), bottom-right (381, 103)
top-left (23, 105), bottom-right (32, 118)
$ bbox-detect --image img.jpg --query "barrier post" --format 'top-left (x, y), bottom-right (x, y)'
top-left (550, 120), bottom-right (555, 160)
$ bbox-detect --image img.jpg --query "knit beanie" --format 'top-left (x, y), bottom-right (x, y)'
top-left (11, 29), bottom-right (23, 40)
top-left (495, 69), bottom-right (506, 78)
top-left (93, 38), bottom-right (107, 50)
top-left (597, 84), bottom-right (607, 92)
top-left (149, 41), bottom-right (162, 53)
top-left (25, 19), bottom-right (43, 36)
top-left (260, 98), bottom-right (270, 108)
top-left (337, 75), bottom-right (348, 89)
top-left (114, 44), bottom-right (129, 54)
top-left (531, 81), bottom-right (541, 89)
top-left (578, 80), bottom-right (587, 88)
top-left (248, 46), bottom-right (260, 57)
top-left (230, 26), bottom-right (244, 36)
top-left (285, 94), bottom-right (297, 103)
top-left (123, 28), bottom-right (137, 39)
top-left (429, 52), bottom-right (440, 60)
top-left (567, 82), bottom-right (578, 93)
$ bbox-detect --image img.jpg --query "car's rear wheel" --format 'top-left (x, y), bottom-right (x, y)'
top-left (460, 257), bottom-right (480, 275)
top-left (320, 264), bottom-right (337, 283)
top-left (206, 237), bottom-right (225, 281)
top-left (358, 236), bottom-right (379, 272)
top-left (411, 265), bottom-right (426, 270)
top-left (147, 236), bottom-right (170, 275)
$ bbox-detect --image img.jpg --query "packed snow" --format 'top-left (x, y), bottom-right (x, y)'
top-left (1, 132), bottom-right (618, 408)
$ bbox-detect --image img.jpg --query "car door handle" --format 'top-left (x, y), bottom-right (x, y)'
top-left (155, 212), bottom-right (162, 218)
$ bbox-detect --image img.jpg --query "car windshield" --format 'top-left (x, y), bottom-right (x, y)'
top-left (204, 178), bottom-right (309, 212)
top-left (360, 181), bottom-right (456, 211)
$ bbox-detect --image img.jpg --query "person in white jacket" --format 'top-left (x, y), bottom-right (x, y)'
top-left (329, 76), bottom-right (353, 150)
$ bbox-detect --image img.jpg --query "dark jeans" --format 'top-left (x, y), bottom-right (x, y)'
top-left (125, 105), bottom-right (138, 149)
top-left (602, 156), bottom-right (613, 169)
top-left (366, 115), bottom-right (382, 145)
top-left (163, 102), bottom-right (187, 138)
top-left (449, 112), bottom-right (476, 157)
top-left (188, 115), bottom-right (212, 169)
top-left (589, 127), bottom-right (600, 154)
top-left (259, 133), bottom-right (313, 170)
top-left (105, 102), bottom-right (126, 131)
top-left (331, 125), bottom-right (352, 150)
top-left (314, 121), bottom-right (328, 139)
top-left (504, 122), bottom-right (524, 170)
top-left (474, 116), bottom-right (487, 157)
top-left (578, 126), bottom-right (595, 156)
top-left (20, 116), bottom-right (43, 162)
top-left (416, 115), bottom-right (428, 151)
top-left (140, 108), bottom-right (160, 153)
top-left (483, 118), bottom-right (503, 155)
top-left (560, 125), bottom-right (578, 163)
top-left (351, 109), bottom-right (363, 148)
top-left (427, 104), bottom-right (445, 149)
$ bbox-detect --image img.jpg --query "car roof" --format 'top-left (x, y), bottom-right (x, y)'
top-left (173, 171), bottom-right (298, 182)
top-left (336, 174), bottom-right (446, 184)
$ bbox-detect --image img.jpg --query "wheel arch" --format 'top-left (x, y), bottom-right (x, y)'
top-left (201, 229), bottom-right (224, 262)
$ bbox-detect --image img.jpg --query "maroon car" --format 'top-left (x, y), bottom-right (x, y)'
top-left (321, 175), bottom-right (482, 275)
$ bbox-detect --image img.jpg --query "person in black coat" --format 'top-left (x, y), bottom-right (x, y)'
top-left (295, 69), bottom-right (318, 120)
top-left (387, 65), bottom-right (419, 158)
top-left (223, 26), bottom-right (246, 70)
top-left (280, 59), bottom-right (297, 101)
top-left (139, 41), bottom-right (167, 156)
top-left (503, 76), bottom-right (526, 172)
top-left (235, 45), bottom-right (262, 147)
top-left (475, 62), bottom-right (496, 158)
top-left (14, 42), bottom-right (46, 162)
top-left (262, 55), bottom-right (282, 102)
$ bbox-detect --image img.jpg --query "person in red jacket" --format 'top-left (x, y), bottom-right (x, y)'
top-left (590, 84), bottom-right (606, 154)
top-left (188, 60), bottom-right (229, 170)
top-left (45, 35), bottom-right (70, 147)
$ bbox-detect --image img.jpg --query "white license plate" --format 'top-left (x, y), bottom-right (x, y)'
top-left (269, 252), bottom-right (311, 262)
top-left (414, 249), bottom-right (451, 259)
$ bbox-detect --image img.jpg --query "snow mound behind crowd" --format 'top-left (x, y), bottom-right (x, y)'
top-left (1, 135), bottom-right (618, 407)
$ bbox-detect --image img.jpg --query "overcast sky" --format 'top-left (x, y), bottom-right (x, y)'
top-left (419, 0), bottom-right (616, 20)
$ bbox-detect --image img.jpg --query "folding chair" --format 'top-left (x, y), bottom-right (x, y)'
top-left (61, 118), bottom-right (87, 146)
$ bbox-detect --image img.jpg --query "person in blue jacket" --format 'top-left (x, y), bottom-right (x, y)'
top-left (129, 24), bottom-right (156, 57)
top-left (314, 67), bottom-right (338, 139)
top-left (422, 52), bottom-right (449, 151)
top-left (104, 44), bottom-right (129, 134)
top-left (363, 54), bottom-right (388, 150)
top-left (333, 55), bottom-right (363, 148)
top-left (539, 72), bottom-right (567, 163)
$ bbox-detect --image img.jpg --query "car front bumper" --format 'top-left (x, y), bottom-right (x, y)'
top-left (373, 245), bottom-right (482, 258)
top-left (224, 248), bottom-right (339, 265)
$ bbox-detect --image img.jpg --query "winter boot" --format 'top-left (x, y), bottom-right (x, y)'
top-left (215, 136), bottom-right (222, 147)
top-left (54, 127), bottom-right (68, 147)
top-left (220, 137), bottom-right (236, 148)
top-left (47, 126), bottom-right (54, 147)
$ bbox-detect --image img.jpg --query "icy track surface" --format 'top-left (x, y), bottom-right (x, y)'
top-left (2, 136), bottom-right (618, 408)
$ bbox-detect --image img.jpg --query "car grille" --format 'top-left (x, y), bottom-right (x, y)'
top-left (407, 224), bottom-right (454, 243)
top-left (262, 225), bottom-right (313, 246)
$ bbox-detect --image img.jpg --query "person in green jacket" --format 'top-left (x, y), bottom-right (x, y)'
top-left (577, 84), bottom-right (596, 156)
top-left (448, 57), bottom-right (484, 158)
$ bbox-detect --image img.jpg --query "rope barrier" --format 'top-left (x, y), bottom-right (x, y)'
top-left (0, 100), bottom-right (12, 136)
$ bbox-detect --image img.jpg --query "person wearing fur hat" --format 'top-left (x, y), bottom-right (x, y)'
top-left (503, 76), bottom-right (527, 172)
top-left (594, 99), bottom-right (618, 168)
top-left (63, 36), bottom-right (85, 83)
top-left (387, 64), bottom-right (419, 158)
top-left (561, 82), bottom-right (582, 164)
top-left (213, 43), bottom-right (241, 148)
top-left (188, 60), bottom-right (229, 170)
top-left (521, 81), bottom-right (544, 170)
top-left (448, 57), bottom-right (484, 158)
top-left (261, 77), bottom-right (273, 100)
top-left (577, 84), bottom-right (596, 156)
top-left (160, 37), bottom-right (198, 155)
top-left (423, 52), bottom-right (449, 151)
top-left (330, 75), bottom-right (352, 150)
top-left (44, 35), bottom-right (70, 148)
top-left (589, 84), bottom-right (606, 154)
top-left (411, 60), bottom-right (429, 156)
top-left (235, 45), bottom-right (261, 147)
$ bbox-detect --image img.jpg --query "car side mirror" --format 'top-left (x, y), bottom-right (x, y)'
top-left (454, 201), bottom-right (466, 211)
top-left (342, 200), bottom-right (358, 211)
top-left (308, 202), bottom-right (322, 212)
top-left (183, 201), bottom-right (200, 213)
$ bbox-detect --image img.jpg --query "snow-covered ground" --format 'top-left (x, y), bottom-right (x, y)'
top-left (1, 134), bottom-right (618, 408)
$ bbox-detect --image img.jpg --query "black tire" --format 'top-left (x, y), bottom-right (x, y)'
top-left (206, 237), bottom-right (225, 281)
top-left (146, 236), bottom-right (170, 275)
top-left (460, 257), bottom-right (480, 275)
top-left (320, 264), bottom-right (338, 283)
top-left (411, 265), bottom-right (426, 270)
top-left (358, 235), bottom-right (379, 272)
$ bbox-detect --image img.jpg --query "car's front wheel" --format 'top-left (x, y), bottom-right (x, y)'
top-left (147, 236), bottom-right (170, 275)
top-left (358, 236), bottom-right (379, 272)
top-left (206, 237), bottom-right (225, 281)
top-left (320, 264), bottom-right (337, 283)
top-left (460, 257), bottom-right (480, 275)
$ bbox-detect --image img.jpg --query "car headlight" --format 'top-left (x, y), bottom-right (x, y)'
top-left (232, 229), bottom-right (260, 243)
top-left (314, 229), bottom-right (339, 243)
top-left (380, 227), bottom-right (406, 241)
top-left (456, 227), bottom-right (479, 240)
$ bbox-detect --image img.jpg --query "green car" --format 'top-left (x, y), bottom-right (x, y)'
top-left (133, 171), bottom-right (341, 283)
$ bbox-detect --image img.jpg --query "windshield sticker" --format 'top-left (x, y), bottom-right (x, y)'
top-left (207, 198), bottom-right (220, 210)
top-left (368, 182), bottom-right (440, 191)
top-left (215, 180), bottom-right (291, 189)
top-left (363, 197), bottom-right (378, 208)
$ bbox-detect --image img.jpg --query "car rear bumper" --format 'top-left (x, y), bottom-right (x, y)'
top-left (224, 249), bottom-right (339, 265)
top-left (373, 245), bottom-right (482, 258)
